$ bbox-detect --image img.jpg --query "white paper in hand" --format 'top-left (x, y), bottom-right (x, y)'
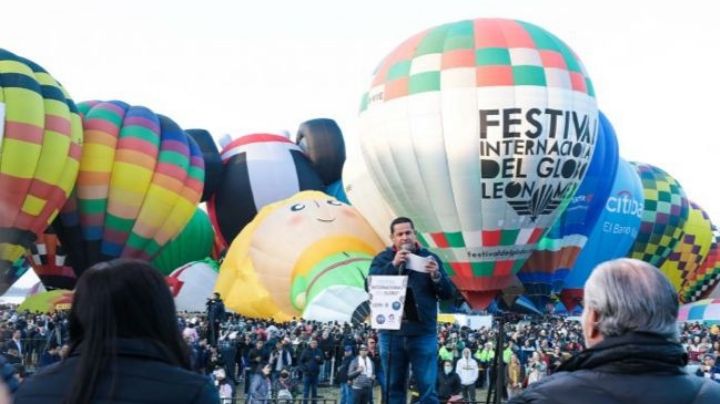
top-left (406, 253), bottom-right (431, 273)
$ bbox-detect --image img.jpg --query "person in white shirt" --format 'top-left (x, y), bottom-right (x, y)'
top-left (348, 344), bottom-right (375, 404)
top-left (455, 347), bottom-right (479, 402)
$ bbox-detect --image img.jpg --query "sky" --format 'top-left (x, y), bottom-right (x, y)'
top-left (3, 0), bottom-right (720, 222)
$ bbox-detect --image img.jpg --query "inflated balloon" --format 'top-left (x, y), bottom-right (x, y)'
top-left (152, 208), bottom-right (215, 275)
top-left (343, 161), bottom-right (397, 244)
top-left (683, 226), bottom-right (720, 303)
top-left (54, 101), bottom-right (204, 276)
top-left (628, 163), bottom-right (689, 267)
top-left (27, 227), bottom-right (77, 290)
top-left (1, 258), bottom-right (30, 291)
top-left (358, 18), bottom-right (598, 308)
top-left (296, 119), bottom-right (346, 187)
top-left (216, 191), bottom-right (385, 323)
top-left (166, 259), bottom-right (219, 312)
top-left (0, 49), bottom-right (83, 292)
top-left (559, 158), bottom-right (644, 309)
top-left (659, 201), bottom-right (713, 301)
top-left (518, 111), bottom-right (618, 308)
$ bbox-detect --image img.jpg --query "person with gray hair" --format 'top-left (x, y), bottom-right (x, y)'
top-left (509, 258), bottom-right (720, 404)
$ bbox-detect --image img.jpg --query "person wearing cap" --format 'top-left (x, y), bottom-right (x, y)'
top-left (369, 217), bottom-right (454, 404)
top-left (337, 345), bottom-right (355, 404)
top-left (348, 344), bottom-right (375, 404)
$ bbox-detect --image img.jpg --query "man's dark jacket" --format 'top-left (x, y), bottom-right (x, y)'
top-left (14, 339), bottom-right (219, 404)
top-left (509, 332), bottom-right (720, 404)
top-left (299, 346), bottom-right (324, 377)
top-left (369, 246), bottom-right (454, 336)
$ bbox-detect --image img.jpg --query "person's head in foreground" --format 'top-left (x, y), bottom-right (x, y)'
top-left (509, 258), bottom-right (720, 404)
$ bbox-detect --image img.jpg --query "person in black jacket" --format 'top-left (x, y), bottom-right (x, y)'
top-left (369, 217), bottom-right (454, 404)
top-left (206, 292), bottom-right (226, 346)
top-left (14, 259), bottom-right (219, 404)
top-left (509, 258), bottom-right (720, 404)
top-left (299, 339), bottom-right (324, 404)
top-left (437, 360), bottom-right (462, 402)
top-left (337, 345), bottom-right (355, 404)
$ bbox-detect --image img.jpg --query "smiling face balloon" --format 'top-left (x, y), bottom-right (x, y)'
top-left (215, 191), bottom-right (385, 322)
top-left (358, 18), bottom-right (598, 308)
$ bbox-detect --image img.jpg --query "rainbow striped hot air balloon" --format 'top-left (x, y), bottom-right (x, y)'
top-left (357, 18), bottom-right (598, 308)
top-left (53, 100), bottom-right (204, 276)
top-left (683, 226), bottom-right (720, 303)
top-left (0, 49), bottom-right (83, 293)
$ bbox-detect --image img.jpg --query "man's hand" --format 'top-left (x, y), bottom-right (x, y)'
top-left (392, 248), bottom-right (411, 268)
top-left (426, 257), bottom-right (441, 281)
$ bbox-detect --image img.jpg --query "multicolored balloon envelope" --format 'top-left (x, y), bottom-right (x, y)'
top-left (1, 258), bottom-right (30, 291)
top-left (53, 100), bottom-right (204, 276)
top-left (628, 163), bottom-right (689, 268)
top-left (683, 226), bottom-right (720, 303)
top-left (559, 158), bottom-right (644, 309)
top-left (17, 289), bottom-right (73, 313)
top-left (215, 191), bottom-right (385, 323)
top-left (518, 111), bottom-right (618, 308)
top-left (166, 259), bottom-right (219, 312)
top-left (358, 18), bottom-right (599, 308)
top-left (0, 49), bottom-right (83, 293)
top-left (27, 227), bottom-right (77, 290)
top-left (152, 208), bottom-right (215, 275)
top-left (678, 299), bottom-right (720, 324)
top-left (660, 201), bottom-right (713, 302)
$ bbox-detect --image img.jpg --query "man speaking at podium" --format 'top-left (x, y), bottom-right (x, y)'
top-left (369, 217), bottom-right (454, 404)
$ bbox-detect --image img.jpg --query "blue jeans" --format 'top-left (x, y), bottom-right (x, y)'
top-left (378, 333), bottom-right (438, 404)
top-left (340, 383), bottom-right (353, 404)
top-left (303, 374), bottom-right (319, 404)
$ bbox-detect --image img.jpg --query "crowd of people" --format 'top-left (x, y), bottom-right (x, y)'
top-left (1, 305), bottom-right (719, 402)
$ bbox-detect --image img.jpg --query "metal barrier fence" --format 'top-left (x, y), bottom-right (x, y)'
top-left (221, 400), bottom-right (337, 404)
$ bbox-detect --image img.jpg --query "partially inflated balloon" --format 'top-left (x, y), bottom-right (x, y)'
top-left (0, 49), bottom-right (83, 292)
top-left (27, 227), bottom-right (77, 290)
top-left (343, 161), bottom-right (397, 245)
top-left (628, 163), bottom-right (689, 267)
top-left (559, 158), bottom-right (644, 309)
top-left (208, 133), bottom-right (325, 249)
top-left (358, 18), bottom-right (598, 308)
top-left (166, 259), bottom-right (219, 312)
top-left (518, 111), bottom-right (618, 307)
top-left (659, 201), bottom-right (713, 301)
top-left (54, 101), bottom-right (204, 276)
top-left (152, 208), bottom-right (215, 275)
top-left (683, 226), bottom-right (720, 303)
top-left (216, 191), bottom-right (385, 323)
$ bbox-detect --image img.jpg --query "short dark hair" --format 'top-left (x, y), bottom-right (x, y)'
top-left (390, 217), bottom-right (414, 235)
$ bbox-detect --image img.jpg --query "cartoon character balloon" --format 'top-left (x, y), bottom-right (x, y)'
top-left (215, 191), bottom-right (385, 323)
top-left (358, 18), bottom-right (598, 308)
top-left (53, 100), bottom-right (204, 276)
top-left (517, 111), bottom-right (618, 308)
top-left (187, 119), bottom-right (347, 251)
top-left (559, 158), bottom-right (644, 309)
top-left (0, 49), bottom-right (83, 292)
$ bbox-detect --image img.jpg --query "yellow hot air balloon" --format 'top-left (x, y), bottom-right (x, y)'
top-left (216, 191), bottom-right (385, 323)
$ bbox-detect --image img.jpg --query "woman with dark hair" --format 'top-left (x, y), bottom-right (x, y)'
top-left (248, 363), bottom-right (272, 404)
top-left (14, 259), bottom-right (219, 404)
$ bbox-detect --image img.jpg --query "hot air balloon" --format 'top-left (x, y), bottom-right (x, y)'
top-left (357, 18), bottom-right (599, 308)
top-left (1, 258), bottom-right (30, 290)
top-left (215, 191), bottom-right (385, 323)
top-left (0, 49), bottom-right (83, 293)
top-left (683, 226), bottom-right (720, 303)
top-left (659, 201), bottom-right (713, 302)
top-left (344, 159), bottom-right (397, 244)
top-left (517, 111), bottom-right (618, 308)
top-left (186, 119), bottom-right (348, 249)
top-left (53, 100), bottom-right (204, 276)
top-left (627, 163), bottom-right (689, 268)
top-left (27, 227), bottom-right (77, 290)
top-left (559, 158), bottom-right (644, 309)
top-left (152, 208), bottom-right (215, 275)
top-left (166, 259), bottom-right (219, 312)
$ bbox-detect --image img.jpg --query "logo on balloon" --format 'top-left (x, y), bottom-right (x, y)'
top-left (606, 191), bottom-right (643, 219)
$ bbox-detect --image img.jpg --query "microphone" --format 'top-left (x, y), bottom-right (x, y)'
top-left (398, 242), bottom-right (414, 275)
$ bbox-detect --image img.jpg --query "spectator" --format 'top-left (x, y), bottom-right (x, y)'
top-left (300, 339), bottom-right (324, 403)
top-left (14, 259), bottom-right (219, 404)
top-left (348, 344), bottom-right (375, 404)
top-left (336, 346), bottom-right (355, 404)
top-left (248, 363), bottom-right (272, 404)
top-left (506, 354), bottom-right (524, 399)
top-left (696, 354), bottom-right (720, 382)
top-left (437, 360), bottom-right (461, 403)
top-left (510, 258), bottom-right (720, 404)
top-left (456, 347), bottom-right (478, 402)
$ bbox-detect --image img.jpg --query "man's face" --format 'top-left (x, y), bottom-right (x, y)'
top-left (391, 222), bottom-right (417, 250)
top-left (310, 340), bottom-right (318, 349)
top-left (12, 330), bottom-right (20, 340)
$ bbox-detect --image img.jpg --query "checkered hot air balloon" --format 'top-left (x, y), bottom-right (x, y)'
top-left (0, 49), bottom-right (83, 293)
top-left (659, 201), bottom-right (713, 302)
top-left (683, 225), bottom-right (720, 303)
top-left (628, 163), bottom-right (689, 268)
top-left (52, 101), bottom-right (204, 277)
top-left (27, 227), bottom-right (77, 290)
top-left (358, 18), bottom-right (599, 308)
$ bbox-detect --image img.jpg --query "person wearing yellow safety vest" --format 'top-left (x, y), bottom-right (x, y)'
top-left (475, 342), bottom-right (494, 389)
